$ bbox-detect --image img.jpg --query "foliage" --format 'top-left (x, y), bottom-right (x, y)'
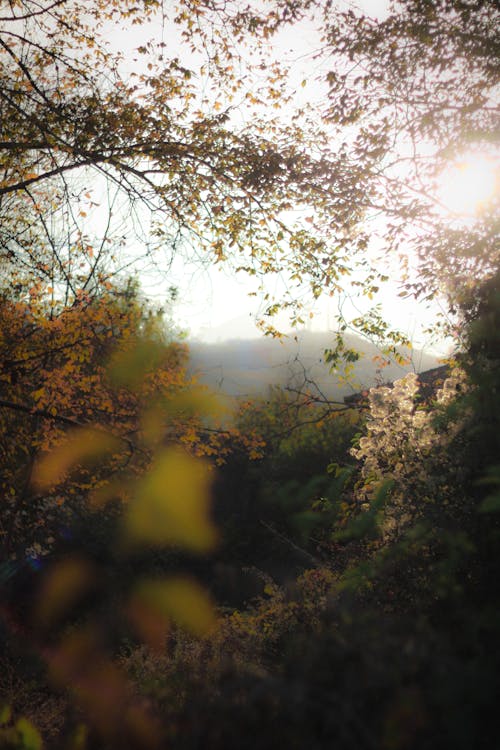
top-left (114, 280), bottom-right (500, 749)
top-left (0, 280), bottom-right (198, 560)
top-left (316, 0), bottom-right (500, 312)
top-left (0, 0), bottom-right (499, 747)
top-left (0, 706), bottom-right (42, 750)
top-left (0, 0), bottom-right (384, 330)
top-left (209, 390), bottom-right (359, 575)
top-left (351, 368), bottom-right (469, 541)
top-left (0, 277), bottom-right (235, 747)
top-left (1, 0), bottom-right (498, 332)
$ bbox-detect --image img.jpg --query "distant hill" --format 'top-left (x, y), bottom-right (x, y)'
top-left (188, 330), bottom-right (439, 400)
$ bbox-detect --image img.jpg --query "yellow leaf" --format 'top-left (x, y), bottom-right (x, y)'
top-left (107, 339), bottom-right (166, 390)
top-left (0, 705), bottom-right (12, 726)
top-left (163, 387), bottom-right (225, 421)
top-left (36, 557), bottom-right (95, 626)
top-left (123, 447), bottom-right (217, 552)
top-left (88, 479), bottom-right (126, 509)
top-left (15, 718), bottom-right (42, 750)
top-left (32, 428), bottom-right (121, 490)
top-left (132, 576), bottom-right (216, 641)
top-left (141, 406), bottom-right (165, 446)
top-left (46, 627), bottom-right (148, 739)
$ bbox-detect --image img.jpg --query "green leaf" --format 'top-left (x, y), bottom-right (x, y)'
top-left (479, 492), bottom-right (500, 513)
top-left (477, 465), bottom-right (500, 513)
top-left (15, 718), bottom-right (42, 750)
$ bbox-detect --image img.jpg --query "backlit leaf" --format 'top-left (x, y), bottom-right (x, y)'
top-left (132, 576), bottom-right (216, 641)
top-left (15, 719), bottom-right (43, 750)
top-left (107, 339), bottom-right (168, 390)
top-left (36, 557), bottom-right (95, 626)
top-left (123, 448), bottom-right (217, 551)
top-left (32, 428), bottom-right (121, 490)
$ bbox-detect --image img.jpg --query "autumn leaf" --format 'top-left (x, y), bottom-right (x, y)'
top-left (36, 557), bottom-right (95, 627)
top-left (46, 626), bottom-right (161, 746)
top-left (122, 447), bottom-right (217, 551)
top-left (129, 575), bottom-right (216, 648)
top-left (107, 339), bottom-right (169, 390)
top-left (32, 427), bottom-right (121, 490)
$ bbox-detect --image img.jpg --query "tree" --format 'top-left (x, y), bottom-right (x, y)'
top-left (1, 2), bottom-right (499, 746)
top-left (316, 0), bottom-right (499, 317)
top-left (210, 388), bottom-right (359, 572)
top-left (0, 279), bottom-right (232, 748)
top-left (0, 0), bottom-right (380, 328)
top-left (1, 1), bottom-right (498, 336)
top-left (0, 281), bottom-right (194, 559)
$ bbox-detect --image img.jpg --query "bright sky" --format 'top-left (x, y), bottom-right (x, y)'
top-left (106, 0), bottom-right (496, 358)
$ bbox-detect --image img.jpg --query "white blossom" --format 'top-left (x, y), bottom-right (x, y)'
top-left (350, 369), bottom-right (469, 541)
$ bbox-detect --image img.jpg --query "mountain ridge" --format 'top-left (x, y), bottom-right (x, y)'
top-left (188, 330), bottom-right (440, 400)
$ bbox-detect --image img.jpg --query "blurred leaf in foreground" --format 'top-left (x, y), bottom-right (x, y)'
top-left (129, 576), bottom-right (216, 649)
top-left (106, 339), bottom-right (168, 391)
top-left (35, 557), bottom-right (95, 627)
top-left (123, 447), bottom-right (217, 552)
top-left (32, 428), bottom-right (121, 490)
top-left (47, 627), bottom-right (161, 748)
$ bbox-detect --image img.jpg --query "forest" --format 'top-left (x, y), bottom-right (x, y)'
top-left (0, 0), bottom-right (499, 748)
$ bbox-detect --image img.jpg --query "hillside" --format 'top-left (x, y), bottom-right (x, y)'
top-left (188, 330), bottom-right (439, 400)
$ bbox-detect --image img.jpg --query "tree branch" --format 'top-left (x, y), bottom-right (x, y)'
top-left (0, 0), bottom-right (67, 22)
top-left (0, 397), bottom-right (136, 453)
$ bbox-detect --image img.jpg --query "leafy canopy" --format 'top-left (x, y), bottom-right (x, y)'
top-left (0, 0), bottom-right (375, 329)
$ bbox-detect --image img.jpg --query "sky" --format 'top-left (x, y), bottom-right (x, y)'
top-left (104, 0), bottom-right (490, 358)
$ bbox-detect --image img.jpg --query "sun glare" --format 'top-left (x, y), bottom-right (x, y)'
top-left (437, 152), bottom-right (498, 217)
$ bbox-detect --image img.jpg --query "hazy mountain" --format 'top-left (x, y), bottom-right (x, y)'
top-left (193, 314), bottom-right (262, 343)
top-left (188, 330), bottom-right (439, 400)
